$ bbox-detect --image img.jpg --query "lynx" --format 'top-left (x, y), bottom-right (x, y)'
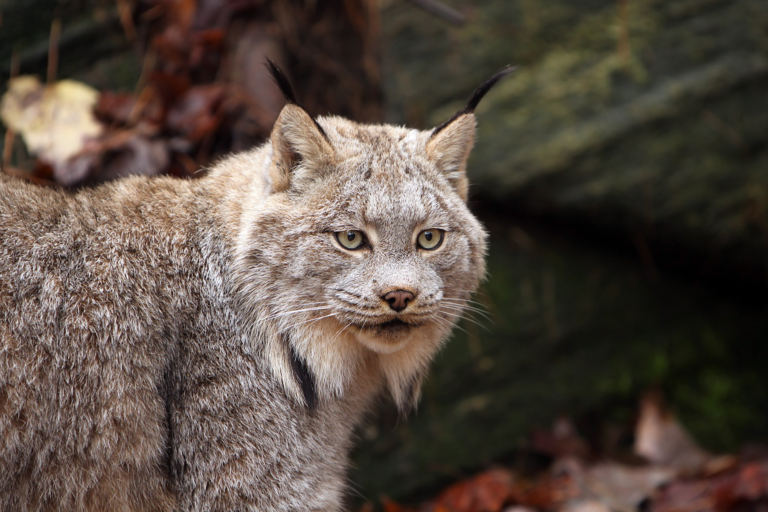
top-left (0, 63), bottom-right (511, 511)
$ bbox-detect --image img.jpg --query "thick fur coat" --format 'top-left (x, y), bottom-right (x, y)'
top-left (0, 67), bottom-right (510, 511)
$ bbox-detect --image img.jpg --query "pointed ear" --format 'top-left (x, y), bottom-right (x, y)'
top-left (426, 113), bottom-right (476, 201)
top-left (427, 65), bottom-right (517, 201)
top-left (269, 104), bottom-right (335, 193)
top-left (264, 58), bottom-right (335, 193)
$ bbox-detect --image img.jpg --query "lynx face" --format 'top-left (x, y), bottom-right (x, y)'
top-left (231, 65), bottom-right (511, 408)
top-left (231, 110), bottom-right (487, 409)
top-left (299, 125), bottom-right (486, 355)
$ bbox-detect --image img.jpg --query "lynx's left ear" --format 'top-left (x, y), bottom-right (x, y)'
top-left (427, 66), bottom-right (516, 201)
top-left (265, 60), bottom-right (335, 193)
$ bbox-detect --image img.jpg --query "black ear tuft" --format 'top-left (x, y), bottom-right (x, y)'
top-left (432, 65), bottom-right (517, 137)
top-left (465, 65), bottom-right (517, 112)
top-left (265, 58), bottom-right (329, 139)
top-left (265, 58), bottom-right (298, 105)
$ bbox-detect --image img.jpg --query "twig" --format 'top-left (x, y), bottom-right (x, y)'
top-left (127, 85), bottom-right (155, 126)
top-left (405, 0), bottom-right (466, 26)
top-left (133, 46), bottom-right (156, 98)
top-left (47, 19), bottom-right (62, 84)
top-left (116, 0), bottom-right (137, 41)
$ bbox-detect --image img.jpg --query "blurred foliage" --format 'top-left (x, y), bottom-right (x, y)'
top-left (0, 0), bottom-right (133, 89)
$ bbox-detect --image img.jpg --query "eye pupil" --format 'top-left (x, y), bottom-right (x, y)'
top-left (336, 230), bottom-right (364, 250)
top-left (417, 229), bottom-right (444, 250)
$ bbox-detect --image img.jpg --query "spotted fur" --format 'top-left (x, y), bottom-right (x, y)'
top-left (0, 71), bottom-right (502, 510)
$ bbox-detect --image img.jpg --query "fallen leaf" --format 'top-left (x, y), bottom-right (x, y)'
top-left (432, 468), bottom-right (515, 512)
top-left (96, 91), bottom-right (139, 125)
top-left (1, 76), bottom-right (104, 168)
top-left (166, 84), bottom-right (226, 143)
top-left (55, 129), bottom-right (170, 185)
top-left (560, 499), bottom-right (612, 512)
top-left (650, 460), bottom-right (768, 512)
top-left (556, 457), bottom-right (675, 512)
top-left (381, 496), bottom-right (418, 512)
top-left (731, 461), bottom-right (768, 501)
top-left (635, 390), bottom-right (712, 473)
top-left (702, 455), bottom-right (738, 477)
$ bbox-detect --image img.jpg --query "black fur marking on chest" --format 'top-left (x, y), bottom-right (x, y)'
top-left (288, 341), bottom-right (318, 412)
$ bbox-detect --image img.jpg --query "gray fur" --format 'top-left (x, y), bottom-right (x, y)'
top-left (0, 99), bottom-right (488, 510)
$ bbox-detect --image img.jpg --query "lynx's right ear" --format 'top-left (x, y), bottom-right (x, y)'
top-left (265, 60), bottom-right (335, 193)
top-left (427, 66), bottom-right (516, 201)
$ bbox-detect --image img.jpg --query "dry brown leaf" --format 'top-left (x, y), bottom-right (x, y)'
top-left (730, 461), bottom-right (768, 502)
top-left (380, 496), bottom-right (418, 512)
top-left (556, 458), bottom-right (675, 512)
top-left (649, 462), bottom-right (768, 512)
top-left (432, 468), bottom-right (515, 512)
top-left (166, 84), bottom-right (226, 143)
top-left (96, 92), bottom-right (140, 126)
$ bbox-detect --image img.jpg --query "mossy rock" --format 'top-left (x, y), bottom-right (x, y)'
top-left (382, 0), bottom-right (768, 283)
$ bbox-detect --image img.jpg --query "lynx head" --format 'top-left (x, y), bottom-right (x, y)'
top-left (232, 62), bottom-right (513, 411)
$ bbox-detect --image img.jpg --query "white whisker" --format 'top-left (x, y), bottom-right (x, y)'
top-left (328, 322), bottom-right (353, 344)
top-left (262, 305), bottom-right (333, 322)
top-left (438, 307), bottom-right (490, 332)
top-left (439, 302), bottom-right (492, 320)
top-left (276, 312), bottom-right (338, 335)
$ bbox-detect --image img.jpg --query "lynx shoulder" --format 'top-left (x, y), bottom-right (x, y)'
top-left (0, 64), bottom-right (512, 511)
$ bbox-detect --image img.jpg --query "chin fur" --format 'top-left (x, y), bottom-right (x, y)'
top-left (257, 311), bottom-right (454, 412)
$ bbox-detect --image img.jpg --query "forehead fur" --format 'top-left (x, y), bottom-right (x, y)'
top-left (291, 116), bottom-right (473, 232)
top-left (317, 116), bottom-right (432, 177)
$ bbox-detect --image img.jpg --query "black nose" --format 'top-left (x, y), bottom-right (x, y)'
top-left (382, 289), bottom-right (415, 312)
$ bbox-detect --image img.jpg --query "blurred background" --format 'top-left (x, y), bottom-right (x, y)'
top-left (2, 0), bottom-right (768, 509)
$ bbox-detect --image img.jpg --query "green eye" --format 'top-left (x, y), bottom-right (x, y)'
top-left (335, 230), bottom-right (365, 250)
top-left (417, 229), bottom-right (444, 250)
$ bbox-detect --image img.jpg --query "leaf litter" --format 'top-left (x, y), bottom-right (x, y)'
top-left (1, 0), bottom-right (381, 186)
top-left (373, 391), bottom-right (768, 512)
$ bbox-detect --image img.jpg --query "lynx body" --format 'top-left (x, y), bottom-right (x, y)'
top-left (0, 67), bottom-right (509, 511)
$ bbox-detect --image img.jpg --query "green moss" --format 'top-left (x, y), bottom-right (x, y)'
top-left (383, 0), bottom-right (768, 276)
